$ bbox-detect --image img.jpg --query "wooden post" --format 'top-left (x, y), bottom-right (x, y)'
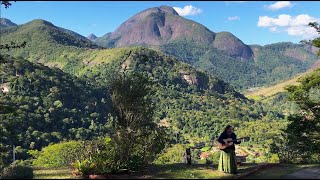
top-left (13, 145), bottom-right (15, 163)
top-left (186, 148), bottom-right (191, 165)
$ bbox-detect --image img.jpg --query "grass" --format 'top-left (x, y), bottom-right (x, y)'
top-left (32, 163), bottom-right (259, 179)
top-left (141, 163), bottom-right (258, 179)
top-left (33, 167), bottom-right (80, 179)
top-left (243, 164), bottom-right (320, 179)
top-left (245, 75), bottom-right (302, 99)
top-left (245, 60), bottom-right (320, 99)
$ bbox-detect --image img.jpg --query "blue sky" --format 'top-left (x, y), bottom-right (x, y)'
top-left (1, 1), bottom-right (320, 45)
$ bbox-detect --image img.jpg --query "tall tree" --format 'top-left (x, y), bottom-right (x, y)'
top-left (278, 22), bottom-right (320, 163)
top-left (108, 71), bottom-right (166, 170)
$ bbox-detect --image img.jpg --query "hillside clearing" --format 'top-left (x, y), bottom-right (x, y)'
top-left (245, 60), bottom-right (320, 99)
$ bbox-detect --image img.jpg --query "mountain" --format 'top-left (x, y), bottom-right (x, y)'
top-left (94, 6), bottom-right (253, 61)
top-left (93, 6), bottom-right (318, 91)
top-left (160, 38), bottom-right (318, 91)
top-left (0, 19), bottom-right (103, 72)
top-left (1, 15), bottom-right (317, 93)
top-left (95, 6), bottom-right (214, 47)
top-left (0, 18), bottom-right (17, 28)
top-left (87, 33), bottom-right (98, 41)
top-left (212, 31), bottom-right (253, 61)
top-left (0, 19), bottom-right (100, 49)
top-left (59, 27), bottom-right (91, 41)
top-left (262, 42), bottom-right (319, 61)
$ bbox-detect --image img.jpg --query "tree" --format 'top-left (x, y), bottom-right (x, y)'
top-left (282, 68), bottom-right (320, 163)
top-left (108, 71), bottom-right (167, 170)
top-left (300, 22), bottom-right (320, 55)
top-left (280, 23), bottom-right (320, 163)
top-left (270, 22), bottom-right (320, 163)
top-left (1, 1), bottom-right (14, 8)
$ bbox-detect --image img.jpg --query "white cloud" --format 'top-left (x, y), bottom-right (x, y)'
top-left (228, 16), bottom-right (240, 21)
top-left (257, 14), bottom-right (320, 39)
top-left (265, 1), bottom-right (292, 11)
top-left (287, 26), bottom-right (318, 39)
top-left (173, 5), bottom-right (202, 16)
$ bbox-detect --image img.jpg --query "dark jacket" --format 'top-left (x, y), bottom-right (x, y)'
top-left (217, 131), bottom-right (240, 151)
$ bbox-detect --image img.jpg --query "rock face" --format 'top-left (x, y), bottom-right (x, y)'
top-left (0, 18), bottom-right (17, 28)
top-left (95, 5), bottom-right (254, 61)
top-left (95, 5), bottom-right (215, 47)
top-left (87, 33), bottom-right (98, 41)
top-left (179, 70), bottom-right (198, 85)
top-left (212, 32), bottom-right (253, 61)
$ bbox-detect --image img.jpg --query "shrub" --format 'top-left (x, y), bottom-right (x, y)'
top-left (269, 154), bottom-right (279, 163)
top-left (153, 144), bottom-right (187, 164)
top-left (73, 137), bottom-right (120, 176)
top-left (31, 141), bottom-right (85, 168)
top-left (208, 152), bottom-right (220, 165)
top-left (127, 155), bottom-right (145, 171)
top-left (1, 163), bottom-right (33, 179)
top-left (15, 159), bottom-right (33, 167)
top-left (73, 159), bottom-right (95, 176)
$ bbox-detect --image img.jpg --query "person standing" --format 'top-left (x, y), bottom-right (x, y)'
top-left (217, 125), bottom-right (241, 174)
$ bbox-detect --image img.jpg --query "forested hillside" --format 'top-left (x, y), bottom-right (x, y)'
top-left (79, 47), bottom-right (286, 147)
top-left (160, 40), bottom-right (318, 91)
top-left (0, 54), bottom-right (112, 165)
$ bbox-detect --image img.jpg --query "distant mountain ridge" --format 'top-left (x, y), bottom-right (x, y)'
top-left (0, 18), bottom-right (17, 28)
top-left (87, 33), bottom-right (98, 41)
top-left (0, 19), bottom-right (99, 49)
top-left (91, 5), bottom-right (319, 91)
top-left (1, 14), bottom-right (318, 91)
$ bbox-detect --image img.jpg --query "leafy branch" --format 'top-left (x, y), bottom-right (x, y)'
top-left (1, 1), bottom-right (15, 8)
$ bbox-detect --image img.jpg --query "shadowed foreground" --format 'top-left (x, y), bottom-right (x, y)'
top-left (242, 164), bottom-right (320, 179)
top-left (33, 163), bottom-right (259, 179)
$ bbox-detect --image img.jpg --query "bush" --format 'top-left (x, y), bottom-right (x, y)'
top-left (208, 152), bottom-right (220, 165)
top-left (269, 154), bottom-right (279, 163)
top-left (73, 137), bottom-right (120, 176)
top-left (1, 163), bottom-right (33, 179)
top-left (73, 159), bottom-right (95, 176)
top-left (127, 155), bottom-right (145, 171)
top-left (31, 141), bottom-right (85, 168)
top-left (14, 159), bottom-right (33, 167)
top-left (153, 144), bottom-right (186, 164)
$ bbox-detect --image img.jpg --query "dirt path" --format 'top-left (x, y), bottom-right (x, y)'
top-left (283, 167), bottom-right (320, 179)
